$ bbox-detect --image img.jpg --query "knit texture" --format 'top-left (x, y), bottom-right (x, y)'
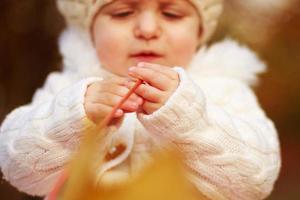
top-left (0, 27), bottom-right (281, 199)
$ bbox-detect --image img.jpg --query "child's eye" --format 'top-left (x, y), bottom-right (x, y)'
top-left (162, 12), bottom-right (183, 19)
top-left (111, 11), bottom-right (134, 18)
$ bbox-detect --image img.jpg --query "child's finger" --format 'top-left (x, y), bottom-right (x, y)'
top-left (137, 62), bottom-right (178, 80)
top-left (108, 76), bottom-right (132, 86)
top-left (88, 77), bottom-right (130, 93)
top-left (86, 78), bottom-right (141, 103)
top-left (120, 101), bottom-right (140, 112)
top-left (99, 83), bottom-right (142, 103)
top-left (127, 93), bottom-right (144, 105)
top-left (128, 67), bottom-right (171, 91)
top-left (126, 81), bottom-right (164, 103)
top-left (141, 101), bottom-right (161, 115)
top-left (88, 92), bottom-right (139, 111)
top-left (85, 103), bottom-right (123, 124)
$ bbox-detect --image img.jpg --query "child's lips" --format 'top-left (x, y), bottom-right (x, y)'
top-left (130, 53), bottom-right (163, 62)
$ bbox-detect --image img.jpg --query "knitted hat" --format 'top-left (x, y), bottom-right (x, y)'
top-left (57, 0), bottom-right (223, 43)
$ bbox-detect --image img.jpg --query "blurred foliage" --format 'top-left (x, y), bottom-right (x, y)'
top-left (0, 0), bottom-right (299, 200)
top-left (54, 125), bottom-right (207, 200)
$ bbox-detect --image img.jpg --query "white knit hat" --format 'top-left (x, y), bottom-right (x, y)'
top-left (57, 0), bottom-right (223, 43)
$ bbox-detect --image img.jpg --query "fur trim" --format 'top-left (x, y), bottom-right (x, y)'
top-left (188, 39), bottom-right (266, 86)
top-left (58, 27), bottom-right (266, 85)
top-left (58, 26), bottom-right (110, 78)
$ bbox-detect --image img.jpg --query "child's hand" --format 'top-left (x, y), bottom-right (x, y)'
top-left (127, 62), bottom-right (179, 114)
top-left (84, 77), bottom-right (144, 124)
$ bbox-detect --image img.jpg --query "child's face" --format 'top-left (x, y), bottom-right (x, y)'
top-left (92, 0), bottom-right (201, 76)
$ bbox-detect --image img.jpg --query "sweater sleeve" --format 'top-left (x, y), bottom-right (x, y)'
top-left (0, 72), bottom-right (101, 196)
top-left (138, 68), bottom-right (281, 200)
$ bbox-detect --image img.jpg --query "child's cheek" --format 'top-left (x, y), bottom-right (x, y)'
top-left (94, 29), bottom-right (128, 75)
top-left (168, 23), bottom-right (199, 67)
top-left (172, 38), bottom-right (198, 67)
top-left (96, 34), bottom-right (116, 62)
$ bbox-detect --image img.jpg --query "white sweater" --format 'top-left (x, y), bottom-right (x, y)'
top-left (0, 27), bottom-right (281, 200)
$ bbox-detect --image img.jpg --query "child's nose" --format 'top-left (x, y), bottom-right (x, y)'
top-left (134, 12), bottom-right (161, 40)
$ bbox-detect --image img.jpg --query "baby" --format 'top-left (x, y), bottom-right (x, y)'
top-left (0, 0), bottom-right (281, 199)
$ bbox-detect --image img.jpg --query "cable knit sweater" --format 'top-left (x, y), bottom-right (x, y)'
top-left (0, 27), bottom-right (281, 200)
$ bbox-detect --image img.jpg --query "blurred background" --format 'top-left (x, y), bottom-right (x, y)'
top-left (0, 0), bottom-right (299, 199)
